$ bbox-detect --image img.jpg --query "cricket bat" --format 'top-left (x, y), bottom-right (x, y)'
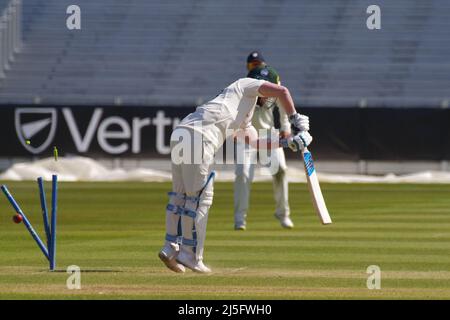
top-left (302, 148), bottom-right (332, 225)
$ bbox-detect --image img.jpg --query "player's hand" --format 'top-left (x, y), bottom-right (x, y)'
top-left (280, 131), bottom-right (312, 152)
top-left (279, 131), bottom-right (290, 139)
top-left (289, 113), bottom-right (309, 134)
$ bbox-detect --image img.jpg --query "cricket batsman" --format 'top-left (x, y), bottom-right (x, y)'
top-left (158, 66), bottom-right (312, 273)
top-left (234, 51), bottom-right (293, 230)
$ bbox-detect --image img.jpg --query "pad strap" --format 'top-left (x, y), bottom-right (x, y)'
top-left (165, 233), bottom-right (178, 243)
top-left (182, 238), bottom-right (197, 247)
top-left (185, 195), bottom-right (199, 202)
top-left (182, 208), bottom-right (197, 218)
top-left (167, 192), bottom-right (186, 215)
top-left (168, 192), bottom-right (185, 200)
top-left (166, 203), bottom-right (184, 215)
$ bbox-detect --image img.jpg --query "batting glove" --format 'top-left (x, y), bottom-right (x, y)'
top-left (280, 131), bottom-right (313, 152)
top-left (289, 113), bottom-right (310, 134)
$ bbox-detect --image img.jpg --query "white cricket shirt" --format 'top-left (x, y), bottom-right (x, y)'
top-left (177, 78), bottom-right (266, 150)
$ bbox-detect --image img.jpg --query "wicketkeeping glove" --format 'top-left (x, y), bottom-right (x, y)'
top-left (289, 113), bottom-right (309, 134)
top-left (280, 131), bottom-right (313, 152)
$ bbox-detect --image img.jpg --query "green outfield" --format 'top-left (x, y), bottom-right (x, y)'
top-left (0, 181), bottom-right (449, 299)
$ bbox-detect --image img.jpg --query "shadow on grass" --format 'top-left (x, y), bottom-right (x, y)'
top-left (43, 269), bottom-right (124, 273)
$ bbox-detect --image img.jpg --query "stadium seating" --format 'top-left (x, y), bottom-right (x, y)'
top-left (0, 0), bottom-right (449, 107)
top-left (0, 0), bottom-right (21, 79)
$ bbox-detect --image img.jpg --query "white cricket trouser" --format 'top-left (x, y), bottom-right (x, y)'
top-left (234, 145), bottom-right (289, 225)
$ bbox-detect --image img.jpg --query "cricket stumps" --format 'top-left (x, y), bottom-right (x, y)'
top-left (1, 175), bottom-right (58, 271)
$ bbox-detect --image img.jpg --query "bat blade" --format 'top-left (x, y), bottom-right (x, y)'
top-left (302, 148), bottom-right (332, 225)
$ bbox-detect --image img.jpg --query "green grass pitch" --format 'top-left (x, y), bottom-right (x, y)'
top-left (0, 181), bottom-right (449, 299)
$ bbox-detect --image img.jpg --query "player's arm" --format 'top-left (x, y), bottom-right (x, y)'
top-left (258, 82), bottom-right (296, 116)
top-left (234, 125), bottom-right (267, 150)
top-left (234, 126), bottom-right (281, 150)
top-left (277, 103), bottom-right (291, 138)
top-left (258, 82), bottom-right (312, 151)
top-left (276, 83), bottom-right (291, 137)
top-left (258, 82), bottom-right (309, 133)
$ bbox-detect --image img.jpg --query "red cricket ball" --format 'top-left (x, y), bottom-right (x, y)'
top-left (13, 214), bottom-right (23, 224)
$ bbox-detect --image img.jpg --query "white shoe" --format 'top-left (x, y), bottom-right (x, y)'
top-left (234, 221), bottom-right (246, 231)
top-left (176, 248), bottom-right (212, 274)
top-left (158, 242), bottom-right (186, 273)
top-left (275, 214), bottom-right (294, 229)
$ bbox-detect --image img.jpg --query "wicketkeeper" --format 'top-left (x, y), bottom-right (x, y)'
top-left (159, 66), bottom-right (312, 273)
top-left (234, 51), bottom-right (293, 230)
